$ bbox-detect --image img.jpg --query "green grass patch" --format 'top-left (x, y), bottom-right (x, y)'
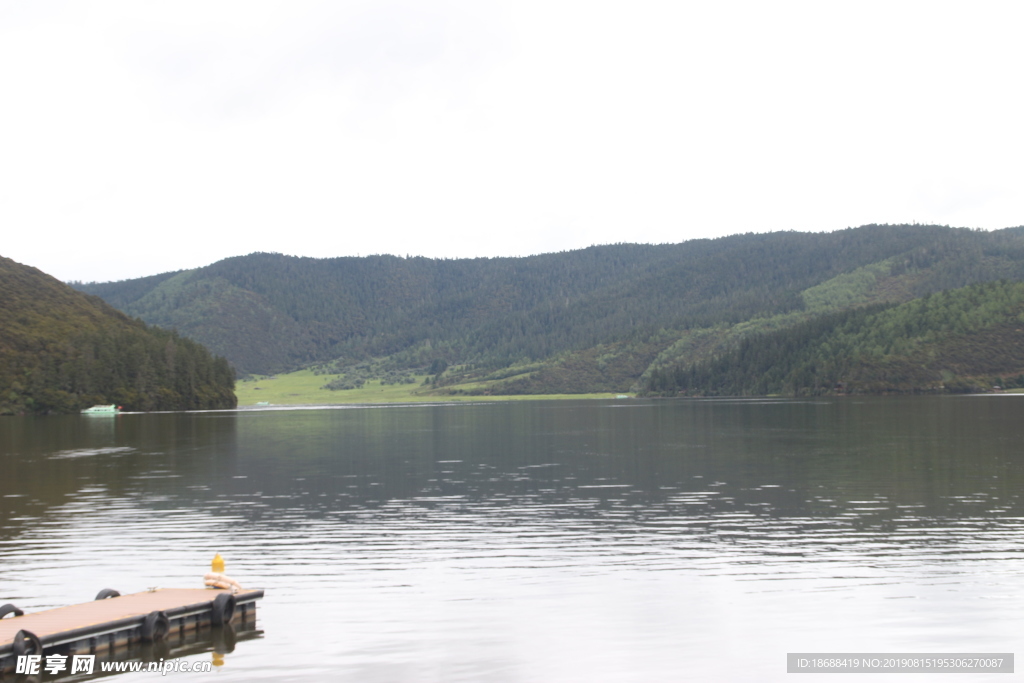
top-left (236, 369), bottom-right (626, 405)
top-left (801, 259), bottom-right (893, 312)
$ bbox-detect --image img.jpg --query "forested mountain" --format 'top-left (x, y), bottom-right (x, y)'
top-left (75, 224), bottom-right (1024, 395)
top-left (0, 256), bottom-right (236, 415)
top-left (644, 280), bottom-right (1024, 396)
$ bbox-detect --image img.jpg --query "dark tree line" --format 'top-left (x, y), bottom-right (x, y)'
top-left (644, 280), bottom-right (1024, 396)
top-left (2, 256), bottom-right (235, 415)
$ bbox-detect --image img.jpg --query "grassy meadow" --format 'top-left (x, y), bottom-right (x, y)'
top-left (235, 369), bottom-right (625, 405)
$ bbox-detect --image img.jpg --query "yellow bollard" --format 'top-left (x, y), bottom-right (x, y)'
top-left (212, 553), bottom-right (225, 573)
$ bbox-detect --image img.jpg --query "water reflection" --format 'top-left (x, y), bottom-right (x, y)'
top-left (4, 398), bottom-right (1020, 526)
top-left (1, 397), bottom-right (1023, 681)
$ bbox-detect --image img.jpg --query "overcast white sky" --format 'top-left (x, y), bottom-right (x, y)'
top-left (2, 1), bottom-right (1023, 282)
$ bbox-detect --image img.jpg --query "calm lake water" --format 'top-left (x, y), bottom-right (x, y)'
top-left (1, 397), bottom-right (1022, 681)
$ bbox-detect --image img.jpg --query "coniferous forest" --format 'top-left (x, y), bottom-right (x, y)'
top-left (645, 280), bottom-right (1024, 396)
top-left (71, 224), bottom-right (1024, 397)
top-left (1, 256), bottom-right (236, 415)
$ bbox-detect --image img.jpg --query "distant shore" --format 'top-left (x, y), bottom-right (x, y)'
top-left (235, 369), bottom-right (626, 405)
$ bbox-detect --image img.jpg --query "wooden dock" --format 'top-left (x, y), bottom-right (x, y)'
top-left (0, 588), bottom-right (263, 674)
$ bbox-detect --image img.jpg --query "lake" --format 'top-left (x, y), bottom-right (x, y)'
top-left (1, 396), bottom-right (1022, 681)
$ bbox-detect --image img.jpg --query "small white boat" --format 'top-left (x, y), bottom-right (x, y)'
top-left (81, 405), bottom-right (121, 414)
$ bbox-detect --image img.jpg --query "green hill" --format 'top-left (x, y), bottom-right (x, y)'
top-left (1, 256), bottom-right (236, 415)
top-left (75, 224), bottom-right (1024, 395)
top-left (644, 279), bottom-right (1024, 396)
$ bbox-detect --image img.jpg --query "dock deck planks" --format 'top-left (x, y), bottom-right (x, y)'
top-left (0, 588), bottom-right (262, 659)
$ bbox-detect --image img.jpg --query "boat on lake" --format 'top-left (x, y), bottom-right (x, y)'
top-left (81, 404), bottom-right (121, 414)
